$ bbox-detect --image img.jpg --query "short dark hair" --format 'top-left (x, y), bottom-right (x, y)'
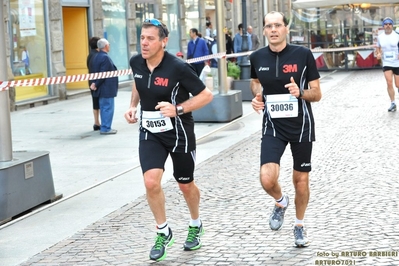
top-left (264, 11), bottom-right (289, 27)
top-left (238, 23), bottom-right (243, 30)
top-left (206, 22), bottom-right (211, 27)
top-left (190, 28), bottom-right (199, 35)
top-left (89, 37), bottom-right (100, 49)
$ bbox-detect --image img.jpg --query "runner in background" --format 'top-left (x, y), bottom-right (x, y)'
top-left (376, 17), bottom-right (399, 112)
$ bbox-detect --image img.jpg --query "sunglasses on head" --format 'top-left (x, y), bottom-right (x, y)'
top-left (144, 18), bottom-right (169, 37)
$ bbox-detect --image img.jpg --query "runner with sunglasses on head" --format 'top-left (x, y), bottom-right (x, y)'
top-left (124, 18), bottom-right (213, 261)
top-left (376, 17), bottom-right (399, 112)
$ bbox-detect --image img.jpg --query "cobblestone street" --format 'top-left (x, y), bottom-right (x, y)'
top-left (15, 70), bottom-right (399, 265)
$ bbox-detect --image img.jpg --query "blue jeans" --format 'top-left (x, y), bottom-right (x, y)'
top-left (99, 97), bottom-right (115, 132)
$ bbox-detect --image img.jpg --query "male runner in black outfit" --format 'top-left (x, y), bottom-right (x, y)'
top-left (124, 19), bottom-right (213, 261)
top-left (249, 11), bottom-right (322, 247)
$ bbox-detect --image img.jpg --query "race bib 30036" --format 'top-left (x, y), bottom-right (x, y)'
top-left (266, 94), bottom-right (298, 118)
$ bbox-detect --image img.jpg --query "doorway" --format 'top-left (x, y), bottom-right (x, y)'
top-left (62, 7), bottom-right (89, 90)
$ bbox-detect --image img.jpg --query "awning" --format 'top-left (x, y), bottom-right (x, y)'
top-left (292, 0), bottom-right (399, 9)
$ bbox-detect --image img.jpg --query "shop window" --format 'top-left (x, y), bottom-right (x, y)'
top-left (134, 1), bottom-right (180, 57)
top-left (10, 0), bottom-right (49, 101)
top-left (102, 0), bottom-right (130, 81)
top-left (291, 3), bottom-right (399, 70)
top-left (162, 1), bottom-right (181, 56)
top-left (135, 3), bottom-right (156, 54)
top-left (185, 0), bottom-right (200, 38)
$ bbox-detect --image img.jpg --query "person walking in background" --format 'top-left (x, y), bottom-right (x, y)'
top-left (124, 18), bottom-right (213, 261)
top-left (205, 21), bottom-right (214, 38)
top-left (89, 38), bottom-right (118, 135)
top-left (249, 11), bottom-right (322, 247)
top-left (224, 27), bottom-right (234, 56)
top-left (233, 23), bottom-right (252, 65)
top-left (354, 32), bottom-right (366, 46)
top-left (21, 46), bottom-right (31, 75)
top-left (376, 17), bottom-right (399, 112)
top-left (247, 25), bottom-right (260, 51)
top-left (209, 34), bottom-right (218, 91)
top-left (87, 36), bottom-right (101, 131)
top-left (187, 28), bottom-right (209, 76)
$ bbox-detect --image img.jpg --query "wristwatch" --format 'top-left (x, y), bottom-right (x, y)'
top-left (298, 89), bottom-right (304, 99)
top-left (176, 105), bottom-right (184, 116)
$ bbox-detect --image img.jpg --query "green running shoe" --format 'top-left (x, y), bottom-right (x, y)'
top-left (149, 228), bottom-right (175, 261)
top-left (183, 223), bottom-right (204, 251)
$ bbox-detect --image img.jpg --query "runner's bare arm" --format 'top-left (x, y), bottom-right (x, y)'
top-left (155, 87), bottom-right (213, 117)
top-left (124, 81), bottom-right (140, 123)
top-left (301, 79), bottom-right (322, 102)
top-left (250, 78), bottom-right (264, 114)
top-left (376, 47), bottom-right (382, 59)
top-left (250, 78), bottom-right (262, 97)
top-left (178, 87), bottom-right (213, 114)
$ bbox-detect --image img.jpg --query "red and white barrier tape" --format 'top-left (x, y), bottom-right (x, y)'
top-left (185, 51), bottom-right (253, 64)
top-left (0, 69), bottom-right (132, 91)
top-left (311, 44), bottom-right (376, 53)
top-left (0, 45), bottom-right (377, 91)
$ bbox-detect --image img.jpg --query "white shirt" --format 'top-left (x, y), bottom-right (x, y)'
top-left (205, 28), bottom-right (212, 38)
top-left (378, 31), bottom-right (399, 67)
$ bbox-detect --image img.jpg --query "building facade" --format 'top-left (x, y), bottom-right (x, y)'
top-left (291, 0), bottom-right (399, 70)
top-left (2, 0), bottom-right (204, 109)
top-left (10, 0), bottom-right (399, 109)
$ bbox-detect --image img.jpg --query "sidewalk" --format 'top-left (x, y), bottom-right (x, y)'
top-left (3, 70), bottom-right (399, 265)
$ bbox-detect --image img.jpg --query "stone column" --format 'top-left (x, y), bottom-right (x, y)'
top-left (126, 0), bottom-right (138, 57)
top-left (48, 0), bottom-right (66, 100)
top-left (3, 0), bottom-right (15, 111)
top-left (91, 0), bottom-right (104, 38)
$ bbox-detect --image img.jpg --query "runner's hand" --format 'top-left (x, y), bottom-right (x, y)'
top-left (124, 107), bottom-right (138, 124)
top-left (252, 93), bottom-right (264, 114)
top-left (285, 76), bottom-right (300, 98)
top-left (155, 101), bottom-right (177, 117)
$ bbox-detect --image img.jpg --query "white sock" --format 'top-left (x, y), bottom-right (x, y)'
top-left (276, 195), bottom-right (288, 207)
top-left (189, 217), bottom-right (201, 227)
top-left (157, 221), bottom-right (170, 236)
top-left (295, 218), bottom-right (304, 226)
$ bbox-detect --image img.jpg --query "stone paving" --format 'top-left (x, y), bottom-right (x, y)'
top-left (19, 70), bottom-right (399, 265)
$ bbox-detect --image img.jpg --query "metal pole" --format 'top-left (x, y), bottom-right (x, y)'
top-left (239, 0), bottom-right (251, 79)
top-left (215, 0), bottom-right (228, 95)
top-left (241, 0), bottom-right (248, 52)
top-left (0, 4), bottom-right (13, 162)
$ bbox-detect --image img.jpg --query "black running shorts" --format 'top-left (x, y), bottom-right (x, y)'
top-left (139, 133), bottom-right (196, 184)
top-left (260, 135), bottom-right (313, 172)
top-left (383, 66), bottom-right (399, 75)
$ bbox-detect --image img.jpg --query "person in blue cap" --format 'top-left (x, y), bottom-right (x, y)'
top-left (376, 17), bottom-right (399, 112)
